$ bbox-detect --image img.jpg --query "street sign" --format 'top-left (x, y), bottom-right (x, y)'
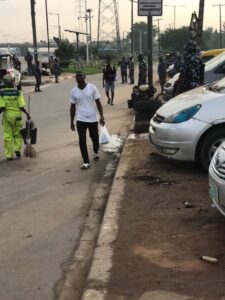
top-left (138, 0), bottom-right (163, 16)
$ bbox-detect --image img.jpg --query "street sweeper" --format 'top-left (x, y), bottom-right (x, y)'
top-left (0, 74), bottom-right (30, 160)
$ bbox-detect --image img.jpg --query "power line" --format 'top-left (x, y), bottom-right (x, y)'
top-left (212, 2), bottom-right (225, 48)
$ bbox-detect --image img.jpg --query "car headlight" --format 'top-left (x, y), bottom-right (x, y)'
top-left (164, 104), bottom-right (201, 123)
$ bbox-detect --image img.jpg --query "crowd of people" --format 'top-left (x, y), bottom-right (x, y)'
top-left (157, 39), bottom-right (205, 96)
top-left (0, 39), bottom-right (205, 167)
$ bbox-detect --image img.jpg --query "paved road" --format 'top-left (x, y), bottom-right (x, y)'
top-left (0, 74), bottom-right (133, 300)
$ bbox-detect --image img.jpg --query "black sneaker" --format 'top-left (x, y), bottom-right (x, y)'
top-left (15, 151), bottom-right (21, 158)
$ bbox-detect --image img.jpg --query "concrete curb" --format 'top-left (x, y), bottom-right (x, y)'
top-left (57, 153), bottom-right (121, 300)
top-left (81, 139), bottom-right (130, 300)
top-left (21, 74), bottom-right (74, 86)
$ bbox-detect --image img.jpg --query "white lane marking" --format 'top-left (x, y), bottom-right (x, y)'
top-left (23, 84), bottom-right (52, 94)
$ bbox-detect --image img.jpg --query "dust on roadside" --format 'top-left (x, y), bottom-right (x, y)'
top-left (107, 139), bottom-right (225, 300)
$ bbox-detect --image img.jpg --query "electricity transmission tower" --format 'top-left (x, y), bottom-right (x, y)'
top-left (75, 0), bottom-right (87, 41)
top-left (97, 0), bottom-right (121, 54)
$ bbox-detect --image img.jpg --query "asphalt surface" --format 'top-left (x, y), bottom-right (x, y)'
top-left (0, 73), bottom-right (133, 300)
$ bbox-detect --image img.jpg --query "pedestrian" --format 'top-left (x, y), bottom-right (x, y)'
top-left (175, 40), bottom-right (205, 96)
top-left (138, 54), bottom-right (147, 86)
top-left (70, 71), bottom-right (105, 170)
top-left (24, 51), bottom-right (33, 76)
top-left (53, 58), bottom-right (61, 83)
top-left (157, 56), bottom-right (167, 94)
top-left (0, 74), bottom-right (30, 160)
top-left (119, 57), bottom-right (128, 83)
top-left (34, 60), bottom-right (42, 92)
top-left (128, 56), bottom-right (135, 84)
top-left (103, 58), bottom-right (117, 105)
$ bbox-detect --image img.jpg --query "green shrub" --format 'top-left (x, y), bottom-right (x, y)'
top-left (60, 60), bottom-right (70, 68)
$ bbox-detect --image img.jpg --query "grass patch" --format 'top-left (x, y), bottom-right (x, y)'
top-left (63, 65), bottom-right (103, 75)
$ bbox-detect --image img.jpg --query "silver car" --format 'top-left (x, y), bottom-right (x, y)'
top-left (209, 141), bottom-right (225, 216)
top-left (150, 77), bottom-right (225, 171)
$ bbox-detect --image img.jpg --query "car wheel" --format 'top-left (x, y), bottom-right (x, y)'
top-left (199, 127), bottom-right (225, 171)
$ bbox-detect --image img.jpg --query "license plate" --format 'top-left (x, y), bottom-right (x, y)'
top-left (209, 180), bottom-right (219, 203)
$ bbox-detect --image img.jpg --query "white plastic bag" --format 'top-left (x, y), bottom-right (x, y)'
top-left (99, 125), bottom-right (110, 144)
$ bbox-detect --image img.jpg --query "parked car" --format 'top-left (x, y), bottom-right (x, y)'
top-left (149, 76), bottom-right (225, 171)
top-left (201, 48), bottom-right (225, 63)
top-left (163, 50), bottom-right (225, 101)
top-left (209, 141), bottom-right (225, 216)
top-left (0, 52), bottom-right (21, 90)
top-left (165, 52), bottom-right (180, 68)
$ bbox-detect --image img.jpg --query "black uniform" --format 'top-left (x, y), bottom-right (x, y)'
top-left (175, 40), bottom-right (205, 95)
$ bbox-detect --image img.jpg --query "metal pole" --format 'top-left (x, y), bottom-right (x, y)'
top-left (85, 14), bottom-right (89, 62)
top-left (87, 9), bottom-right (92, 59)
top-left (213, 3), bottom-right (225, 48)
top-left (174, 6), bottom-right (176, 29)
top-left (45, 0), bottom-right (50, 62)
top-left (57, 14), bottom-right (61, 40)
top-left (155, 18), bottom-right (162, 58)
top-left (131, 0), bottom-right (134, 54)
top-left (30, 0), bottom-right (38, 62)
top-left (220, 4), bottom-right (222, 48)
top-left (197, 0), bottom-right (205, 46)
top-left (147, 15), bottom-right (153, 86)
top-left (76, 32), bottom-right (79, 59)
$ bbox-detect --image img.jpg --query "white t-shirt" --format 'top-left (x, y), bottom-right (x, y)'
top-left (70, 83), bottom-right (101, 122)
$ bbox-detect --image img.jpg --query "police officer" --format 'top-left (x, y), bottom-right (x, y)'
top-left (119, 57), bottom-right (128, 84)
top-left (175, 40), bottom-right (205, 95)
top-left (157, 56), bottom-right (167, 94)
top-left (138, 54), bottom-right (147, 86)
top-left (128, 56), bottom-right (135, 84)
top-left (0, 74), bottom-right (30, 160)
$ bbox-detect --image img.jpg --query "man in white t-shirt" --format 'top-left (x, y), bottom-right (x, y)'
top-left (70, 71), bottom-right (105, 170)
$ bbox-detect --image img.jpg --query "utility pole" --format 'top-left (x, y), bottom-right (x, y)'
top-left (45, 0), bottom-right (50, 62)
top-left (30, 0), bottom-right (38, 62)
top-left (213, 3), bottom-right (225, 48)
top-left (48, 13), bottom-right (61, 40)
top-left (86, 9), bottom-right (93, 59)
top-left (154, 18), bottom-right (163, 58)
top-left (147, 15), bottom-right (153, 86)
top-left (196, 0), bottom-right (205, 46)
top-left (164, 4), bottom-right (185, 29)
top-left (131, 0), bottom-right (134, 55)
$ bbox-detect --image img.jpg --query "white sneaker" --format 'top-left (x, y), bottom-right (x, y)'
top-left (81, 163), bottom-right (90, 170)
top-left (93, 152), bottom-right (100, 161)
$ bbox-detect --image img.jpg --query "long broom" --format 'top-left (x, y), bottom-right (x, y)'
top-left (23, 96), bottom-right (38, 158)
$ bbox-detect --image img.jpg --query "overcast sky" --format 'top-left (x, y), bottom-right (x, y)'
top-left (0, 0), bottom-right (223, 44)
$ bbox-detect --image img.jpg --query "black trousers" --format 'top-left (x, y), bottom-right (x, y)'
top-left (76, 121), bottom-right (99, 164)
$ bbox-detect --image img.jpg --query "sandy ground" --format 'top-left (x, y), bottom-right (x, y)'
top-left (106, 138), bottom-right (225, 300)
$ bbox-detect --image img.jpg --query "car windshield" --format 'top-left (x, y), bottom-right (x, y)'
top-left (205, 52), bottom-right (225, 71)
top-left (206, 77), bottom-right (225, 93)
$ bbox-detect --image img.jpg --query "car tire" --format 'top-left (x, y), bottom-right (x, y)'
top-left (198, 127), bottom-right (225, 171)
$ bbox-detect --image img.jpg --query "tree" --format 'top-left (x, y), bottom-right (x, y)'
top-left (160, 26), bottom-right (191, 53)
top-left (54, 39), bottom-right (75, 60)
top-left (127, 21), bottom-right (157, 55)
top-left (160, 26), bottom-right (223, 54)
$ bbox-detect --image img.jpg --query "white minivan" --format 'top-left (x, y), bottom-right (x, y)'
top-left (0, 52), bottom-right (21, 90)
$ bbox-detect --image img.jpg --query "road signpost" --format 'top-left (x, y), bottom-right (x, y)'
top-left (138, 0), bottom-right (163, 86)
top-left (138, 0), bottom-right (163, 16)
